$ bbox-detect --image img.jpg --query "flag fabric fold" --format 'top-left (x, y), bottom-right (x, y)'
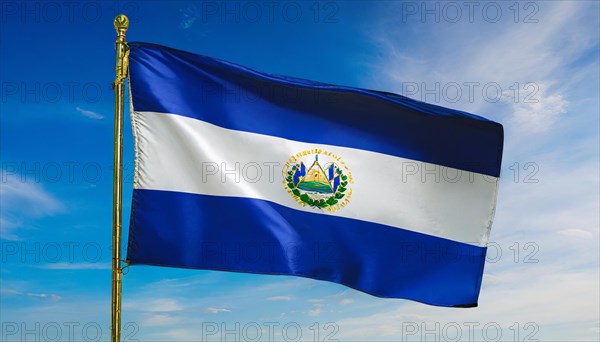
top-left (126, 42), bottom-right (504, 307)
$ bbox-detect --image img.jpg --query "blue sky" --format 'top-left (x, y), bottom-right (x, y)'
top-left (1, 1), bottom-right (599, 341)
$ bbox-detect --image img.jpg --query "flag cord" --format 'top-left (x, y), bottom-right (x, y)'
top-left (121, 260), bottom-right (131, 275)
top-left (111, 14), bottom-right (129, 342)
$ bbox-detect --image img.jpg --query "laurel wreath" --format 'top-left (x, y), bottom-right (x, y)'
top-left (286, 164), bottom-right (348, 209)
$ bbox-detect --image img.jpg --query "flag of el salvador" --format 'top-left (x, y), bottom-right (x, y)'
top-left (126, 42), bottom-right (504, 307)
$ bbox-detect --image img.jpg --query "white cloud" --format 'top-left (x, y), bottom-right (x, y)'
top-left (558, 229), bottom-right (594, 240)
top-left (308, 304), bottom-right (322, 316)
top-left (0, 217), bottom-right (21, 240)
top-left (143, 313), bottom-right (180, 327)
top-left (334, 311), bottom-right (431, 339)
top-left (482, 274), bottom-right (502, 287)
top-left (156, 328), bottom-right (199, 341)
top-left (151, 298), bottom-right (184, 312)
top-left (0, 170), bottom-right (64, 240)
top-left (121, 298), bottom-right (186, 328)
top-left (76, 106), bottom-right (104, 119)
top-left (0, 171), bottom-right (64, 216)
top-left (1, 289), bottom-right (61, 302)
top-left (37, 262), bottom-right (111, 270)
top-left (267, 296), bottom-right (292, 301)
top-left (339, 298), bottom-right (354, 305)
top-left (507, 84), bottom-right (568, 133)
top-left (205, 307), bottom-right (231, 314)
top-left (142, 273), bottom-right (224, 291)
top-left (123, 298), bottom-right (183, 313)
top-left (366, 1), bottom-right (597, 136)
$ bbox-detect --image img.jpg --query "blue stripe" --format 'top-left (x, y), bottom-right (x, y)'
top-left (127, 189), bottom-right (487, 307)
top-left (128, 43), bottom-right (504, 177)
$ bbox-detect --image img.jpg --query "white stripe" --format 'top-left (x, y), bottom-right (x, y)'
top-left (131, 111), bottom-right (499, 247)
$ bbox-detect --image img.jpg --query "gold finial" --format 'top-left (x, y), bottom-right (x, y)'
top-left (113, 14), bottom-right (130, 88)
top-left (114, 14), bottom-right (129, 33)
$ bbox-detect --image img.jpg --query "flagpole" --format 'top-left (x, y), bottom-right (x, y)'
top-left (112, 14), bottom-right (129, 342)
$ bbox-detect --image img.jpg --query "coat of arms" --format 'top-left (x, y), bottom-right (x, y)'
top-left (283, 149), bottom-right (353, 211)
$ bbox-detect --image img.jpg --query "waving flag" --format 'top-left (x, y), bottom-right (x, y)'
top-left (126, 42), bottom-right (503, 307)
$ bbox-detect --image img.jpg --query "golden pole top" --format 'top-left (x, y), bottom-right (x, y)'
top-left (114, 14), bottom-right (129, 34)
top-left (113, 14), bottom-right (130, 88)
